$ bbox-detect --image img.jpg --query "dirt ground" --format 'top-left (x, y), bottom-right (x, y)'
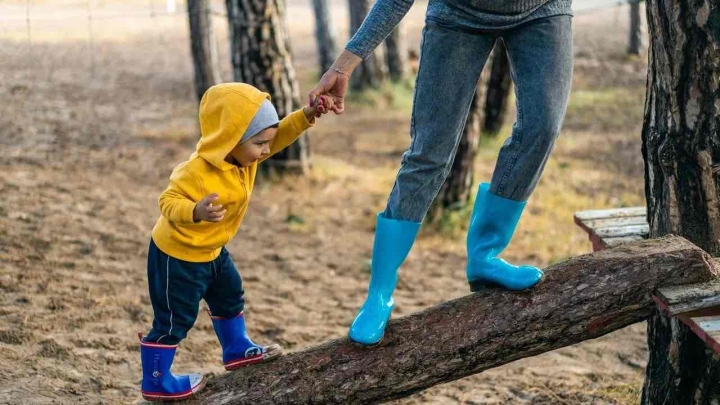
top-left (0, 1), bottom-right (650, 404)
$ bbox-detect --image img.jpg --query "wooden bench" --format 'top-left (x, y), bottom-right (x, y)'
top-left (574, 206), bottom-right (720, 355)
top-left (573, 206), bottom-right (648, 252)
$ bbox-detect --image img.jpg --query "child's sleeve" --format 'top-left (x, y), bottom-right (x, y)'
top-left (158, 165), bottom-right (204, 224)
top-left (260, 109), bottom-right (315, 162)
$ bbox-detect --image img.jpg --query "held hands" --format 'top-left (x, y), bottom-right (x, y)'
top-left (303, 95), bottom-right (335, 121)
top-left (307, 50), bottom-right (362, 114)
top-left (193, 193), bottom-right (226, 223)
top-left (308, 68), bottom-right (348, 115)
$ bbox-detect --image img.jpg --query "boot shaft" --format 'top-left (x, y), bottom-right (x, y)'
top-left (467, 183), bottom-right (527, 256)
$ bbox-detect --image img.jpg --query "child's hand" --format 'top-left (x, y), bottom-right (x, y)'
top-left (193, 193), bottom-right (226, 223)
top-left (303, 95), bottom-right (335, 121)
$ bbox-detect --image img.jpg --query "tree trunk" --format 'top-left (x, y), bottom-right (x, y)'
top-left (311, 0), bottom-right (337, 74)
top-left (483, 40), bottom-right (512, 135)
top-left (628, 1), bottom-right (644, 55)
top-left (190, 236), bottom-right (718, 405)
top-left (641, 0), bottom-right (720, 403)
top-left (226, 0), bottom-right (310, 174)
top-left (187, 0), bottom-right (221, 101)
top-left (384, 24), bottom-right (407, 81)
top-left (348, 0), bottom-right (386, 91)
top-left (428, 81), bottom-right (484, 221)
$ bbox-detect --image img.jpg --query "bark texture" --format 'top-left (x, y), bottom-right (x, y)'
top-left (190, 236), bottom-right (718, 405)
top-left (226, 0), bottom-right (310, 173)
top-left (642, 0), bottom-right (720, 255)
top-left (641, 1), bottom-right (720, 403)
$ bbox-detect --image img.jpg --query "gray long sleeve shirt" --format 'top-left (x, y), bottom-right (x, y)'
top-left (346, 0), bottom-right (573, 59)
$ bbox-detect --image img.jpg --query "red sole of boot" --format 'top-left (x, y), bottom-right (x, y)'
top-left (141, 378), bottom-right (206, 402)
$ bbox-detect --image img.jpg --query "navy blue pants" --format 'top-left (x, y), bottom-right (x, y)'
top-left (145, 239), bottom-right (245, 345)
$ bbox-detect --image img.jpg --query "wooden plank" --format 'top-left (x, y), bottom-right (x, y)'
top-left (595, 224), bottom-right (650, 238)
top-left (574, 207), bottom-right (648, 253)
top-left (653, 295), bottom-right (720, 355)
top-left (694, 315), bottom-right (720, 332)
top-left (604, 235), bottom-right (646, 247)
top-left (582, 215), bottom-right (649, 230)
top-left (680, 315), bottom-right (720, 355)
top-left (574, 207), bottom-right (646, 221)
top-left (657, 280), bottom-right (720, 315)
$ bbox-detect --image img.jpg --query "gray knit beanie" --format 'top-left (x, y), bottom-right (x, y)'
top-left (241, 99), bottom-right (280, 144)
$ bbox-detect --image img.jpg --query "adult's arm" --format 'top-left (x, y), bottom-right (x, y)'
top-left (309, 0), bottom-right (415, 114)
top-left (345, 0), bottom-right (415, 59)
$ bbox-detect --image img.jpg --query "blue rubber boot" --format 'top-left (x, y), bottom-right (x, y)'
top-left (208, 311), bottom-right (282, 370)
top-left (139, 335), bottom-right (205, 402)
top-left (349, 213), bottom-right (421, 345)
top-left (466, 183), bottom-right (543, 291)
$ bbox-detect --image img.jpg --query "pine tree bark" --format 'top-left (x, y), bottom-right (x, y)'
top-left (640, 0), bottom-right (720, 403)
top-left (384, 25), bottom-right (407, 81)
top-left (348, 0), bottom-right (386, 91)
top-left (628, 1), bottom-right (644, 55)
top-left (483, 40), bottom-right (512, 136)
top-left (312, 0), bottom-right (337, 74)
top-left (188, 236), bottom-right (717, 405)
top-left (226, 0), bottom-right (310, 174)
top-left (188, 0), bottom-right (221, 101)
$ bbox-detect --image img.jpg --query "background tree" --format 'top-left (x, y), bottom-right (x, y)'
top-left (627, 1), bottom-right (644, 55)
top-left (483, 40), bottom-right (512, 136)
top-left (428, 79), bottom-right (486, 221)
top-left (187, 0), bottom-right (221, 101)
top-left (640, 0), bottom-right (720, 402)
top-left (311, 0), bottom-right (337, 74)
top-left (226, 0), bottom-right (310, 174)
top-left (384, 24), bottom-right (407, 81)
top-left (348, 0), bottom-right (386, 90)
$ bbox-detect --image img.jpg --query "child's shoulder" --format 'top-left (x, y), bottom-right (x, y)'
top-left (170, 155), bottom-right (214, 179)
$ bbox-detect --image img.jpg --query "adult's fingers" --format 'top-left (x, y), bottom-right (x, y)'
top-left (332, 97), bottom-right (345, 114)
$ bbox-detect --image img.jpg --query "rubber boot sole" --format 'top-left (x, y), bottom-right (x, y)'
top-left (225, 344), bottom-right (283, 371)
top-left (469, 277), bottom-right (545, 293)
top-left (141, 376), bottom-right (206, 402)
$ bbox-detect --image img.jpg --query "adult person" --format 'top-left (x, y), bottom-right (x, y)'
top-left (309, 0), bottom-right (573, 345)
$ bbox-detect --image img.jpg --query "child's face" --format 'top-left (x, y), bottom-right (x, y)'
top-left (230, 127), bottom-right (278, 167)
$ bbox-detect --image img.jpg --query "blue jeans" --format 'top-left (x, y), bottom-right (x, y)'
top-left (145, 239), bottom-right (245, 345)
top-left (384, 15), bottom-right (573, 222)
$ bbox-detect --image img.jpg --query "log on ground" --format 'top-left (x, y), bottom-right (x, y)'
top-left (191, 235), bottom-right (719, 405)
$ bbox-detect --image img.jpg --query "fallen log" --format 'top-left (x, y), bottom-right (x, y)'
top-left (190, 236), bottom-right (719, 405)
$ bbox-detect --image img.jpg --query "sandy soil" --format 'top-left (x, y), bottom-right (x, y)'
top-left (0, 1), bottom-right (650, 404)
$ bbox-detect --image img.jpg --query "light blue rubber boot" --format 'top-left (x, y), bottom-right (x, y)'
top-left (466, 183), bottom-right (543, 291)
top-left (139, 335), bottom-right (205, 402)
top-left (349, 213), bottom-right (421, 345)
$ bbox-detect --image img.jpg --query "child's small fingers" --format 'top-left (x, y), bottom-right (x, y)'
top-left (207, 204), bottom-right (223, 212)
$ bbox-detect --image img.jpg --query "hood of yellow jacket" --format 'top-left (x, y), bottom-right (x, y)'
top-left (194, 83), bottom-right (271, 171)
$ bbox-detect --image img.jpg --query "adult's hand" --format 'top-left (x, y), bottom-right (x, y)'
top-left (308, 50), bottom-right (363, 115)
top-left (308, 69), bottom-right (349, 114)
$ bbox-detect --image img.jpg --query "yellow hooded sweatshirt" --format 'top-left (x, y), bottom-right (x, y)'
top-left (151, 83), bottom-right (314, 262)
